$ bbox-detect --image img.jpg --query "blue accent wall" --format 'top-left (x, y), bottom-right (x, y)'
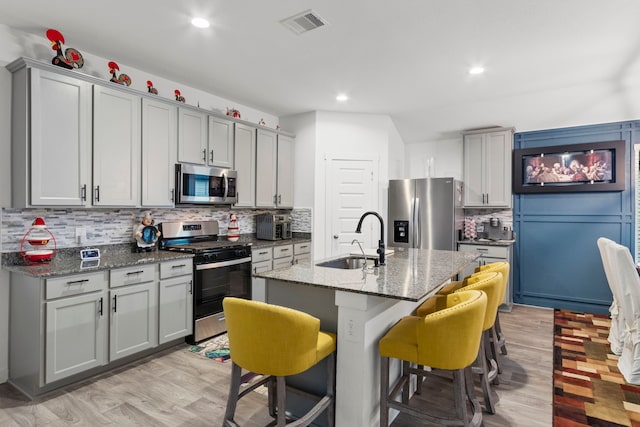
top-left (513, 121), bottom-right (639, 315)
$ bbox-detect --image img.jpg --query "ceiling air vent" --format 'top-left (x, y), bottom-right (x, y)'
top-left (281, 9), bottom-right (328, 35)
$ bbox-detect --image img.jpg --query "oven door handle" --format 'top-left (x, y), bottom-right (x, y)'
top-left (195, 257), bottom-right (252, 270)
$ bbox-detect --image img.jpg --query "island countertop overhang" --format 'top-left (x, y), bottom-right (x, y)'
top-left (253, 248), bottom-right (479, 302)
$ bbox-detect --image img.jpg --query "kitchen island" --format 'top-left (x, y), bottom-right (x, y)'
top-left (253, 247), bottom-right (478, 427)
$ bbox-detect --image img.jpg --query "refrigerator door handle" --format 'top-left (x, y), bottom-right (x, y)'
top-left (414, 197), bottom-right (420, 248)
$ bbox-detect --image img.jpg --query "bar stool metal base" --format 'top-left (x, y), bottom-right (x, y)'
top-left (224, 352), bottom-right (336, 427)
top-left (380, 357), bottom-right (482, 427)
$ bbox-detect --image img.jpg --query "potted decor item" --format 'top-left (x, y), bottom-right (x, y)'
top-left (227, 213), bottom-right (240, 242)
top-left (21, 217), bottom-right (56, 263)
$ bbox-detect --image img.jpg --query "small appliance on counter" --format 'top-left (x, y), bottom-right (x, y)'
top-left (256, 213), bottom-right (292, 240)
top-left (475, 218), bottom-right (513, 241)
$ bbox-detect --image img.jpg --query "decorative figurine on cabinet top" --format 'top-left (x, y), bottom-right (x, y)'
top-left (174, 89), bottom-right (186, 103)
top-left (135, 212), bottom-right (161, 252)
top-left (46, 29), bottom-right (84, 69)
top-left (108, 61), bottom-right (132, 86)
top-left (146, 80), bottom-right (158, 94)
top-left (258, 118), bottom-right (266, 126)
top-left (226, 108), bottom-right (241, 118)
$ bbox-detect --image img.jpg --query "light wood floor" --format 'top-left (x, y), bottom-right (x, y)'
top-left (0, 304), bottom-right (553, 426)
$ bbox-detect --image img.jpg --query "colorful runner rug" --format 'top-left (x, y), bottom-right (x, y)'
top-left (554, 309), bottom-right (640, 426)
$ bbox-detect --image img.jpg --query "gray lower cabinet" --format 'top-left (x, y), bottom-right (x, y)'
top-left (159, 260), bottom-right (193, 344)
top-left (44, 273), bottom-right (109, 384)
top-left (457, 243), bottom-right (514, 310)
top-left (9, 261), bottom-right (193, 398)
top-left (293, 242), bottom-right (311, 265)
top-left (109, 264), bottom-right (158, 361)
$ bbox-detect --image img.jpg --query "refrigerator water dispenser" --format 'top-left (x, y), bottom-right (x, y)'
top-left (393, 220), bottom-right (409, 244)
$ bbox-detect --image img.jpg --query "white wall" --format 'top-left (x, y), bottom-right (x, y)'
top-left (405, 137), bottom-right (464, 180)
top-left (282, 111), bottom-right (404, 259)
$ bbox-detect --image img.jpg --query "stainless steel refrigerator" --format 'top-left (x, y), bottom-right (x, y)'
top-left (388, 178), bottom-right (464, 250)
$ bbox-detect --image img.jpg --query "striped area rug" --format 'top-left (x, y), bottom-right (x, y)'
top-left (554, 309), bottom-right (640, 426)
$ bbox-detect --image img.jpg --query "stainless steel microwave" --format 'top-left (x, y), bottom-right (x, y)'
top-left (176, 164), bottom-right (238, 205)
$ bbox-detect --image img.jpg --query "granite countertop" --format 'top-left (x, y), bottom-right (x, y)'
top-left (253, 247), bottom-right (478, 302)
top-left (458, 239), bottom-right (515, 246)
top-left (1, 244), bottom-right (193, 278)
top-left (249, 236), bottom-right (311, 250)
top-left (1, 234), bottom-right (313, 278)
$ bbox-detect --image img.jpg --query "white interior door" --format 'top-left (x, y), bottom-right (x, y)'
top-left (326, 157), bottom-right (378, 258)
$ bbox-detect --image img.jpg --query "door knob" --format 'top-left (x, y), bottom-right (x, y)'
top-left (333, 235), bottom-right (339, 239)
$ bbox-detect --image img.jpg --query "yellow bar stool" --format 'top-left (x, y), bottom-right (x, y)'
top-left (436, 262), bottom-right (510, 376)
top-left (222, 297), bottom-right (337, 427)
top-left (379, 290), bottom-right (487, 427)
top-left (475, 261), bottom-right (510, 358)
top-left (422, 272), bottom-right (503, 414)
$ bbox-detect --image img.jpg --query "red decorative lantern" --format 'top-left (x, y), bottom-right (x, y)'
top-left (20, 217), bottom-right (57, 263)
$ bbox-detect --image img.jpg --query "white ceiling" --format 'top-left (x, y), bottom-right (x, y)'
top-left (3, 0), bottom-right (640, 143)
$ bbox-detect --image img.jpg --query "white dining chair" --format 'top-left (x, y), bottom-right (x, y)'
top-left (597, 237), bottom-right (624, 355)
top-left (606, 241), bottom-right (640, 384)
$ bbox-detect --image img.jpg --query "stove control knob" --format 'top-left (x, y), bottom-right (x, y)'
top-left (205, 253), bottom-right (216, 262)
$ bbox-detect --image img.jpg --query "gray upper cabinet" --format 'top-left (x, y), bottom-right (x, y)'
top-left (463, 127), bottom-right (513, 208)
top-left (7, 57), bottom-right (294, 209)
top-left (92, 85), bottom-right (141, 207)
top-left (209, 116), bottom-right (234, 168)
top-left (177, 107), bottom-right (208, 165)
top-left (277, 134), bottom-right (294, 209)
top-left (256, 128), bottom-right (278, 208)
top-left (10, 65), bottom-right (92, 207)
top-left (142, 98), bottom-right (177, 207)
top-left (255, 130), bottom-right (294, 209)
top-left (234, 123), bottom-right (257, 207)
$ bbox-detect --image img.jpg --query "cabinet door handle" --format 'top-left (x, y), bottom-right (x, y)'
top-left (170, 188), bottom-right (174, 202)
top-left (66, 279), bottom-right (89, 285)
top-left (81, 184), bottom-right (87, 202)
top-left (210, 150), bottom-right (214, 163)
top-left (95, 185), bottom-right (100, 202)
top-left (113, 295), bottom-right (117, 312)
top-left (273, 195), bottom-right (277, 205)
top-left (171, 264), bottom-right (187, 269)
top-left (486, 193), bottom-right (489, 204)
top-left (258, 251), bottom-right (269, 255)
top-left (99, 297), bottom-right (103, 316)
top-left (126, 270), bottom-right (144, 275)
top-left (188, 280), bottom-right (193, 295)
top-left (202, 149), bottom-right (207, 162)
top-left (280, 248), bottom-right (290, 252)
top-left (278, 194), bottom-right (282, 204)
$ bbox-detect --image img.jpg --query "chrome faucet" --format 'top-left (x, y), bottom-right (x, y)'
top-left (355, 211), bottom-right (385, 266)
top-left (351, 239), bottom-right (368, 271)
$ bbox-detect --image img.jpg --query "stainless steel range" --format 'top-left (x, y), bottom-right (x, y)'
top-left (158, 220), bottom-right (252, 344)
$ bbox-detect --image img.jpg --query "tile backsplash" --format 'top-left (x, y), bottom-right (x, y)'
top-left (1, 207), bottom-right (312, 253)
top-left (464, 209), bottom-right (513, 229)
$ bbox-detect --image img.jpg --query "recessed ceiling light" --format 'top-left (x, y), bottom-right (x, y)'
top-left (191, 17), bottom-right (210, 28)
top-left (469, 66), bottom-right (485, 75)
top-left (336, 94), bottom-right (348, 102)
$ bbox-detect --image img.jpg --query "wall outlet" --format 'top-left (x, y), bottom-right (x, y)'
top-left (75, 227), bottom-right (86, 243)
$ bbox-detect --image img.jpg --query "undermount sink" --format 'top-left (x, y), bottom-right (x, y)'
top-left (316, 256), bottom-right (369, 270)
